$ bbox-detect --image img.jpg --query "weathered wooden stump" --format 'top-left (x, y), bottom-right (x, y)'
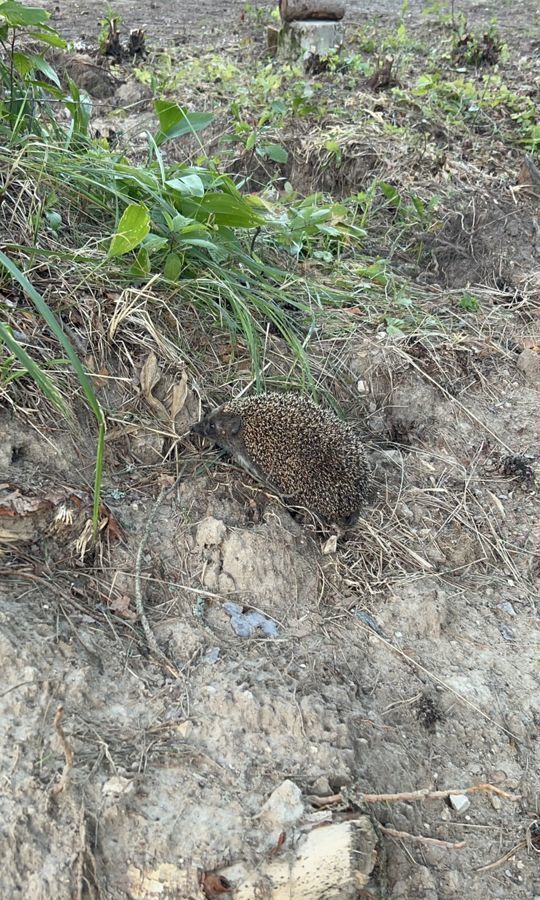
top-left (280, 0), bottom-right (346, 20)
top-left (274, 0), bottom-right (346, 61)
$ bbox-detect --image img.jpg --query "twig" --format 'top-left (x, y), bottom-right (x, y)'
top-left (380, 826), bottom-right (465, 850)
top-left (357, 783), bottom-right (520, 804)
top-left (50, 705), bottom-right (74, 799)
top-left (476, 839), bottom-right (527, 873)
top-left (312, 782), bottom-right (520, 808)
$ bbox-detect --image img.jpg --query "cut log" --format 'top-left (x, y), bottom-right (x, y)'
top-left (219, 817), bottom-right (378, 899)
top-left (280, 0), bottom-right (346, 22)
top-left (278, 19), bottom-right (344, 59)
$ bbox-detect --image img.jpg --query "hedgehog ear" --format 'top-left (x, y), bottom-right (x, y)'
top-left (228, 415), bottom-right (242, 436)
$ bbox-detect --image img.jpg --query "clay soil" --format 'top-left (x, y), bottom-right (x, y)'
top-left (1, 1), bottom-right (540, 899)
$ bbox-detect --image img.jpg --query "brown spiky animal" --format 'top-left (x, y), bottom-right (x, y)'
top-left (191, 392), bottom-right (371, 522)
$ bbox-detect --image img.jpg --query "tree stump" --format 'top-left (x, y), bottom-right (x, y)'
top-left (278, 19), bottom-right (344, 59)
top-left (280, 0), bottom-right (346, 21)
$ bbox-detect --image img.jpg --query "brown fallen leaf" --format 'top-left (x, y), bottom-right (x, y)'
top-left (517, 156), bottom-right (540, 198)
top-left (103, 510), bottom-right (123, 541)
top-left (168, 370), bottom-right (188, 423)
top-left (201, 872), bottom-right (232, 897)
top-left (0, 491), bottom-right (49, 516)
top-left (270, 830), bottom-right (286, 856)
top-left (518, 337), bottom-right (540, 353)
top-left (140, 351), bottom-right (169, 422)
top-left (108, 593), bottom-right (138, 622)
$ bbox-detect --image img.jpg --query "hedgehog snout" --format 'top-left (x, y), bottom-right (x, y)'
top-left (190, 419), bottom-right (206, 437)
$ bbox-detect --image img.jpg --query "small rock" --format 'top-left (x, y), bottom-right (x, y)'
top-left (517, 348), bottom-right (540, 383)
top-left (498, 623), bottom-right (515, 642)
top-left (102, 776), bottom-right (134, 797)
top-left (204, 647), bottom-right (220, 664)
top-left (490, 795), bottom-right (502, 810)
top-left (311, 776), bottom-right (332, 796)
top-left (196, 516), bottom-right (226, 548)
top-left (223, 601), bottom-right (279, 638)
top-left (321, 535), bottom-right (337, 555)
top-left (259, 780), bottom-right (304, 830)
top-left (449, 794), bottom-right (471, 814)
top-left (498, 600), bottom-right (516, 617)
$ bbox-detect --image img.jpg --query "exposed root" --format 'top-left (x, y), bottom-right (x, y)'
top-left (380, 826), bottom-right (465, 850)
top-left (50, 705), bottom-right (74, 800)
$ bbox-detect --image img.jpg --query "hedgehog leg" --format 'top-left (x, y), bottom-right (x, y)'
top-left (342, 510), bottom-right (360, 527)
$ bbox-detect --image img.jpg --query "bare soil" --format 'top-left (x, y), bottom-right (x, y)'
top-left (2, 2), bottom-right (540, 899)
top-left (38, 0), bottom-right (540, 48)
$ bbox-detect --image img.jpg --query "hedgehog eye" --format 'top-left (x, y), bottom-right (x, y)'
top-left (208, 422), bottom-right (216, 434)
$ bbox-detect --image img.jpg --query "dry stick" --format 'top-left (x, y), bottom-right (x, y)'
top-left (360, 784), bottom-right (519, 803)
top-left (312, 782), bottom-right (520, 809)
top-left (476, 840), bottom-right (527, 873)
top-left (50, 705), bottom-right (74, 799)
top-left (134, 474), bottom-right (186, 673)
top-left (380, 826), bottom-right (465, 850)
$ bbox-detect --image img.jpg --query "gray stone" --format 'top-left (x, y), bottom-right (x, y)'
top-left (449, 793), bottom-right (471, 813)
top-left (517, 348), bottom-right (540, 383)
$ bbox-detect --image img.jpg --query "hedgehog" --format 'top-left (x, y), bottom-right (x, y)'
top-left (190, 392), bottom-right (371, 523)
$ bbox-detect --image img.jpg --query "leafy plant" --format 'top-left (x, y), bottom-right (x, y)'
top-left (0, 0), bottom-right (93, 145)
top-left (0, 0), bottom-right (68, 137)
top-left (459, 293), bottom-right (480, 312)
top-left (0, 250), bottom-right (105, 533)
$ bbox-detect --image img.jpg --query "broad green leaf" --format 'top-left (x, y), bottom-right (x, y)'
top-left (163, 252), bottom-right (183, 281)
top-left (154, 101), bottom-right (214, 146)
top-left (132, 247), bottom-right (151, 276)
top-left (108, 204), bottom-right (150, 257)
top-left (142, 233), bottom-right (169, 253)
top-left (0, 1), bottom-right (50, 26)
top-left (170, 213), bottom-right (196, 231)
top-left (27, 27), bottom-right (67, 48)
top-left (13, 52), bottom-right (61, 86)
top-left (316, 223), bottom-right (341, 237)
top-left (380, 182), bottom-right (400, 203)
top-left (30, 53), bottom-right (61, 87)
top-left (178, 236), bottom-right (220, 252)
top-left (166, 173), bottom-right (205, 197)
top-left (186, 192), bottom-right (264, 227)
top-left (31, 80), bottom-right (64, 98)
top-left (256, 142), bottom-right (289, 163)
top-left (245, 131), bottom-right (257, 151)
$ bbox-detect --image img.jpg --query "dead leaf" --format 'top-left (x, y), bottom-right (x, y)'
top-left (322, 535), bottom-right (338, 555)
top-left (0, 491), bottom-right (48, 516)
top-left (201, 872), bottom-right (232, 897)
top-left (86, 356), bottom-right (110, 389)
top-left (168, 370), bottom-right (188, 423)
top-left (140, 352), bottom-right (169, 422)
top-left (517, 157), bottom-right (540, 197)
top-left (519, 337), bottom-right (540, 353)
top-left (109, 593), bottom-right (137, 622)
top-left (270, 831), bottom-right (286, 856)
top-left (104, 511), bottom-right (123, 541)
